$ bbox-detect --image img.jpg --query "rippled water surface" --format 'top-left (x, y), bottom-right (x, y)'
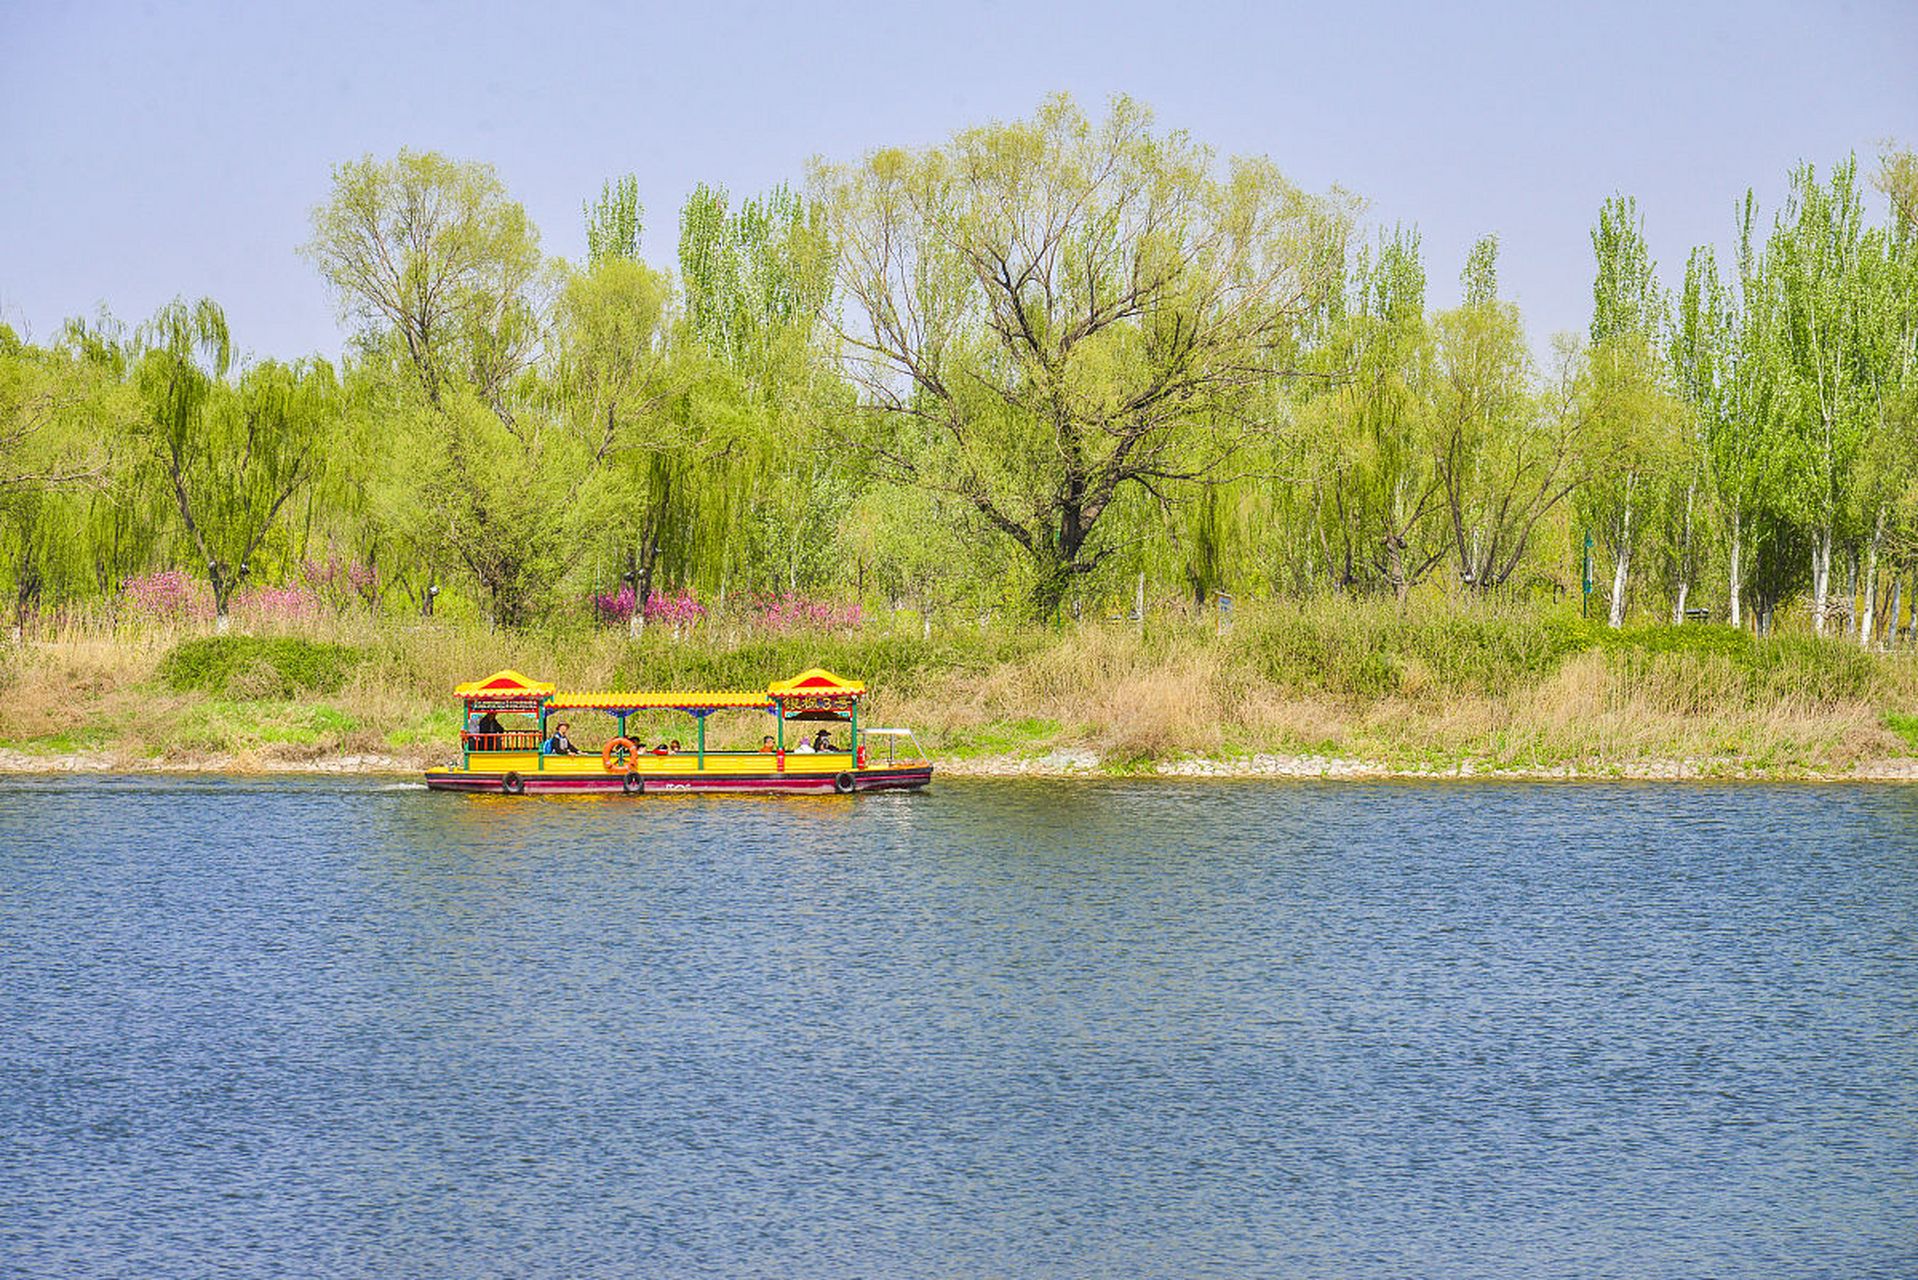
top-left (2, 777), bottom-right (1915, 1277)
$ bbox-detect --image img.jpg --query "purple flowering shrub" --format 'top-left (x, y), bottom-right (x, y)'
top-left (592, 584), bottom-right (637, 624)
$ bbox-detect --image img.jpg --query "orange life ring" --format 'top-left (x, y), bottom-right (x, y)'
top-left (602, 737), bottom-right (639, 772)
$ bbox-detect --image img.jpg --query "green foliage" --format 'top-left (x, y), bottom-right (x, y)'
top-left (585, 174), bottom-right (643, 265)
top-left (0, 124), bottom-right (1913, 648)
top-left (816, 92), bottom-right (1355, 613)
top-left (303, 148), bottom-right (543, 410)
top-left (135, 299), bottom-right (342, 613)
top-left (158, 636), bottom-right (365, 697)
top-left (1236, 601), bottom-right (1583, 696)
top-left (1883, 711), bottom-right (1918, 753)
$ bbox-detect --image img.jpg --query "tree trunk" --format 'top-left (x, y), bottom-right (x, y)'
top-left (1672, 479), bottom-right (1696, 626)
top-left (1845, 552), bottom-right (1859, 639)
top-left (1859, 509), bottom-right (1885, 648)
top-left (1607, 477), bottom-right (1634, 629)
top-left (1888, 578), bottom-right (1902, 646)
top-left (1728, 503), bottom-right (1743, 631)
top-left (1811, 528), bottom-right (1833, 635)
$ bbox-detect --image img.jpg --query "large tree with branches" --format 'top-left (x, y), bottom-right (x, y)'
top-left (814, 93), bottom-right (1352, 612)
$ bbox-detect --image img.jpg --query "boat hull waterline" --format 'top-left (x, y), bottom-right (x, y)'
top-left (424, 765), bottom-right (934, 796)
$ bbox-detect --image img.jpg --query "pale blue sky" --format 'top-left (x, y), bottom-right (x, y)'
top-left (2, 0), bottom-right (1913, 361)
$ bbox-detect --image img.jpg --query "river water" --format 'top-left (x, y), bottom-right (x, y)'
top-left (1, 777), bottom-right (1914, 1278)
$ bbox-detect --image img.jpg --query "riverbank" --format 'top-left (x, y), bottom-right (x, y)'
top-left (7, 747), bottom-right (1918, 783)
top-left (5, 600), bottom-right (1918, 781)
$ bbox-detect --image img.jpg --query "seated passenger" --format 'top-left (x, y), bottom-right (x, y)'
top-left (651, 741), bottom-right (670, 755)
top-left (810, 729), bottom-right (835, 752)
top-left (476, 711), bottom-right (504, 738)
top-left (759, 735), bottom-right (778, 754)
top-left (669, 739), bottom-right (682, 754)
top-left (793, 734), bottom-right (815, 753)
top-left (543, 721), bottom-right (581, 755)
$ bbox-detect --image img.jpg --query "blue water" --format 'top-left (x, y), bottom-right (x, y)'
top-left (1, 777), bottom-right (1914, 1278)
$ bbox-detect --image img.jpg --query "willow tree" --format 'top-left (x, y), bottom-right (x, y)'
top-left (304, 151), bottom-right (581, 624)
top-left (136, 299), bottom-right (340, 625)
top-left (1303, 226), bottom-right (1441, 599)
top-left (676, 181), bottom-right (847, 600)
top-left (814, 93), bottom-right (1351, 613)
top-left (303, 149), bottom-right (543, 415)
top-left (552, 248), bottom-right (677, 627)
top-left (0, 324), bottom-right (122, 630)
top-left (1427, 238), bottom-right (1586, 591)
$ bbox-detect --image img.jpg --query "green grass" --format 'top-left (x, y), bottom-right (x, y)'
top-left (384, 706), bottom-right (462, 750)
top-left (0, 726), bottom-right (113, 754)
top-left (1884, 712), bottom-right (1918, 754)
top-left (158, 636), bottom-right (365, 697)
top-left (939, 716), bottom-right (1063, 757)
top-left (160, 700), bottom-right (359, 752)
top-left (8, 597), bottom-right (1918, 773)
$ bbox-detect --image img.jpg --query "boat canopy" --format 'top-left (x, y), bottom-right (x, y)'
top-left (453, 667), bottom-right (866, 717)
top-left (552, 689), bottom-right (773, 712)
top-left (453, 669), bottom-right (556, 699)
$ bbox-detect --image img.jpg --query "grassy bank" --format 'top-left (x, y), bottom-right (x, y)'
top-left (4, 599), bottom-right (1918, 777)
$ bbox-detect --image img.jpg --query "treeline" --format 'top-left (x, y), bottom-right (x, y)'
top-left (1, 96), bottom-right (1913, 639)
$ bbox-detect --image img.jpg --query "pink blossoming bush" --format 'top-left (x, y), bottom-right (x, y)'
top-left (644, 589), bottom-right (707, 627)
top-left (122, 571), bottom-right (212, 623)
top-left (591, 586), bottom-right (712, 629)
top-left (231, 585), bottom-right (325, 625)
top-left (591, 584), bottom-right (637, 624)
top-left (748, 591), bottom-right (862, 632)
top-left (301, 556), bottom-right (379, 608)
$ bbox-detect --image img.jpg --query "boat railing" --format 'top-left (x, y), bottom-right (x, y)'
top-left (462, 730), bottom-right (543, 752)
top-left (859, 727), bottom-right (930, 765)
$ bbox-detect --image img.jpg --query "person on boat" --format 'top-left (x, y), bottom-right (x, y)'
top-left (543, 722), bottom-right (582, 755)
top-left (759, 734), bottom-right (777, 753)
top-left (793, 734), bottom-right (814, 753)
top-left (475, 710), bottom-right (504, 739)
top-left (810, 728), bottom-right (835, 752)
top-left (651, 741), bottom-right (670, 756)
top-left (669, 739), bottom-right (682, 753)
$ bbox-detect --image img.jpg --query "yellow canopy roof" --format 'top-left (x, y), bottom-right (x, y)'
top-left (454, 669), bottom-right (557, 698)
top-left (551, 690), bottom-right (773, 711)
top-left (768, 668), bottom-right (865, 698)
top-left (454, 668), bottom-right (862, 709)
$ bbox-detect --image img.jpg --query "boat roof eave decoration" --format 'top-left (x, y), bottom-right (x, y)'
top-left (767, 668), bottom-right (866, 698)
top-left (550, 690), bottom-right (776, 712)
top-left (454, 669), bottom-right (557, 699)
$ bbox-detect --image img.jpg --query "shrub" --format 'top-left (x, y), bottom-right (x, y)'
top-left (591, 584), bottom-right (636, 625)
top-left (158, 636), bottom-right (365, 697)
top-left (122, 571), bottom-right (212, 623)
top-left (230, 585), bottom-right (325, 625)
top-left (746, 592), bottom-right (861, 632)
top-left (644, 588), bottom-right (707, 627)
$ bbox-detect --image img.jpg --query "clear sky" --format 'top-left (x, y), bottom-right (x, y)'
top-left (2, 0), bottom-right (1913, 362)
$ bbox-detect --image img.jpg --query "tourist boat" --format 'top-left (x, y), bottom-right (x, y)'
top-left (424, 668), bottom-right (934, 795)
